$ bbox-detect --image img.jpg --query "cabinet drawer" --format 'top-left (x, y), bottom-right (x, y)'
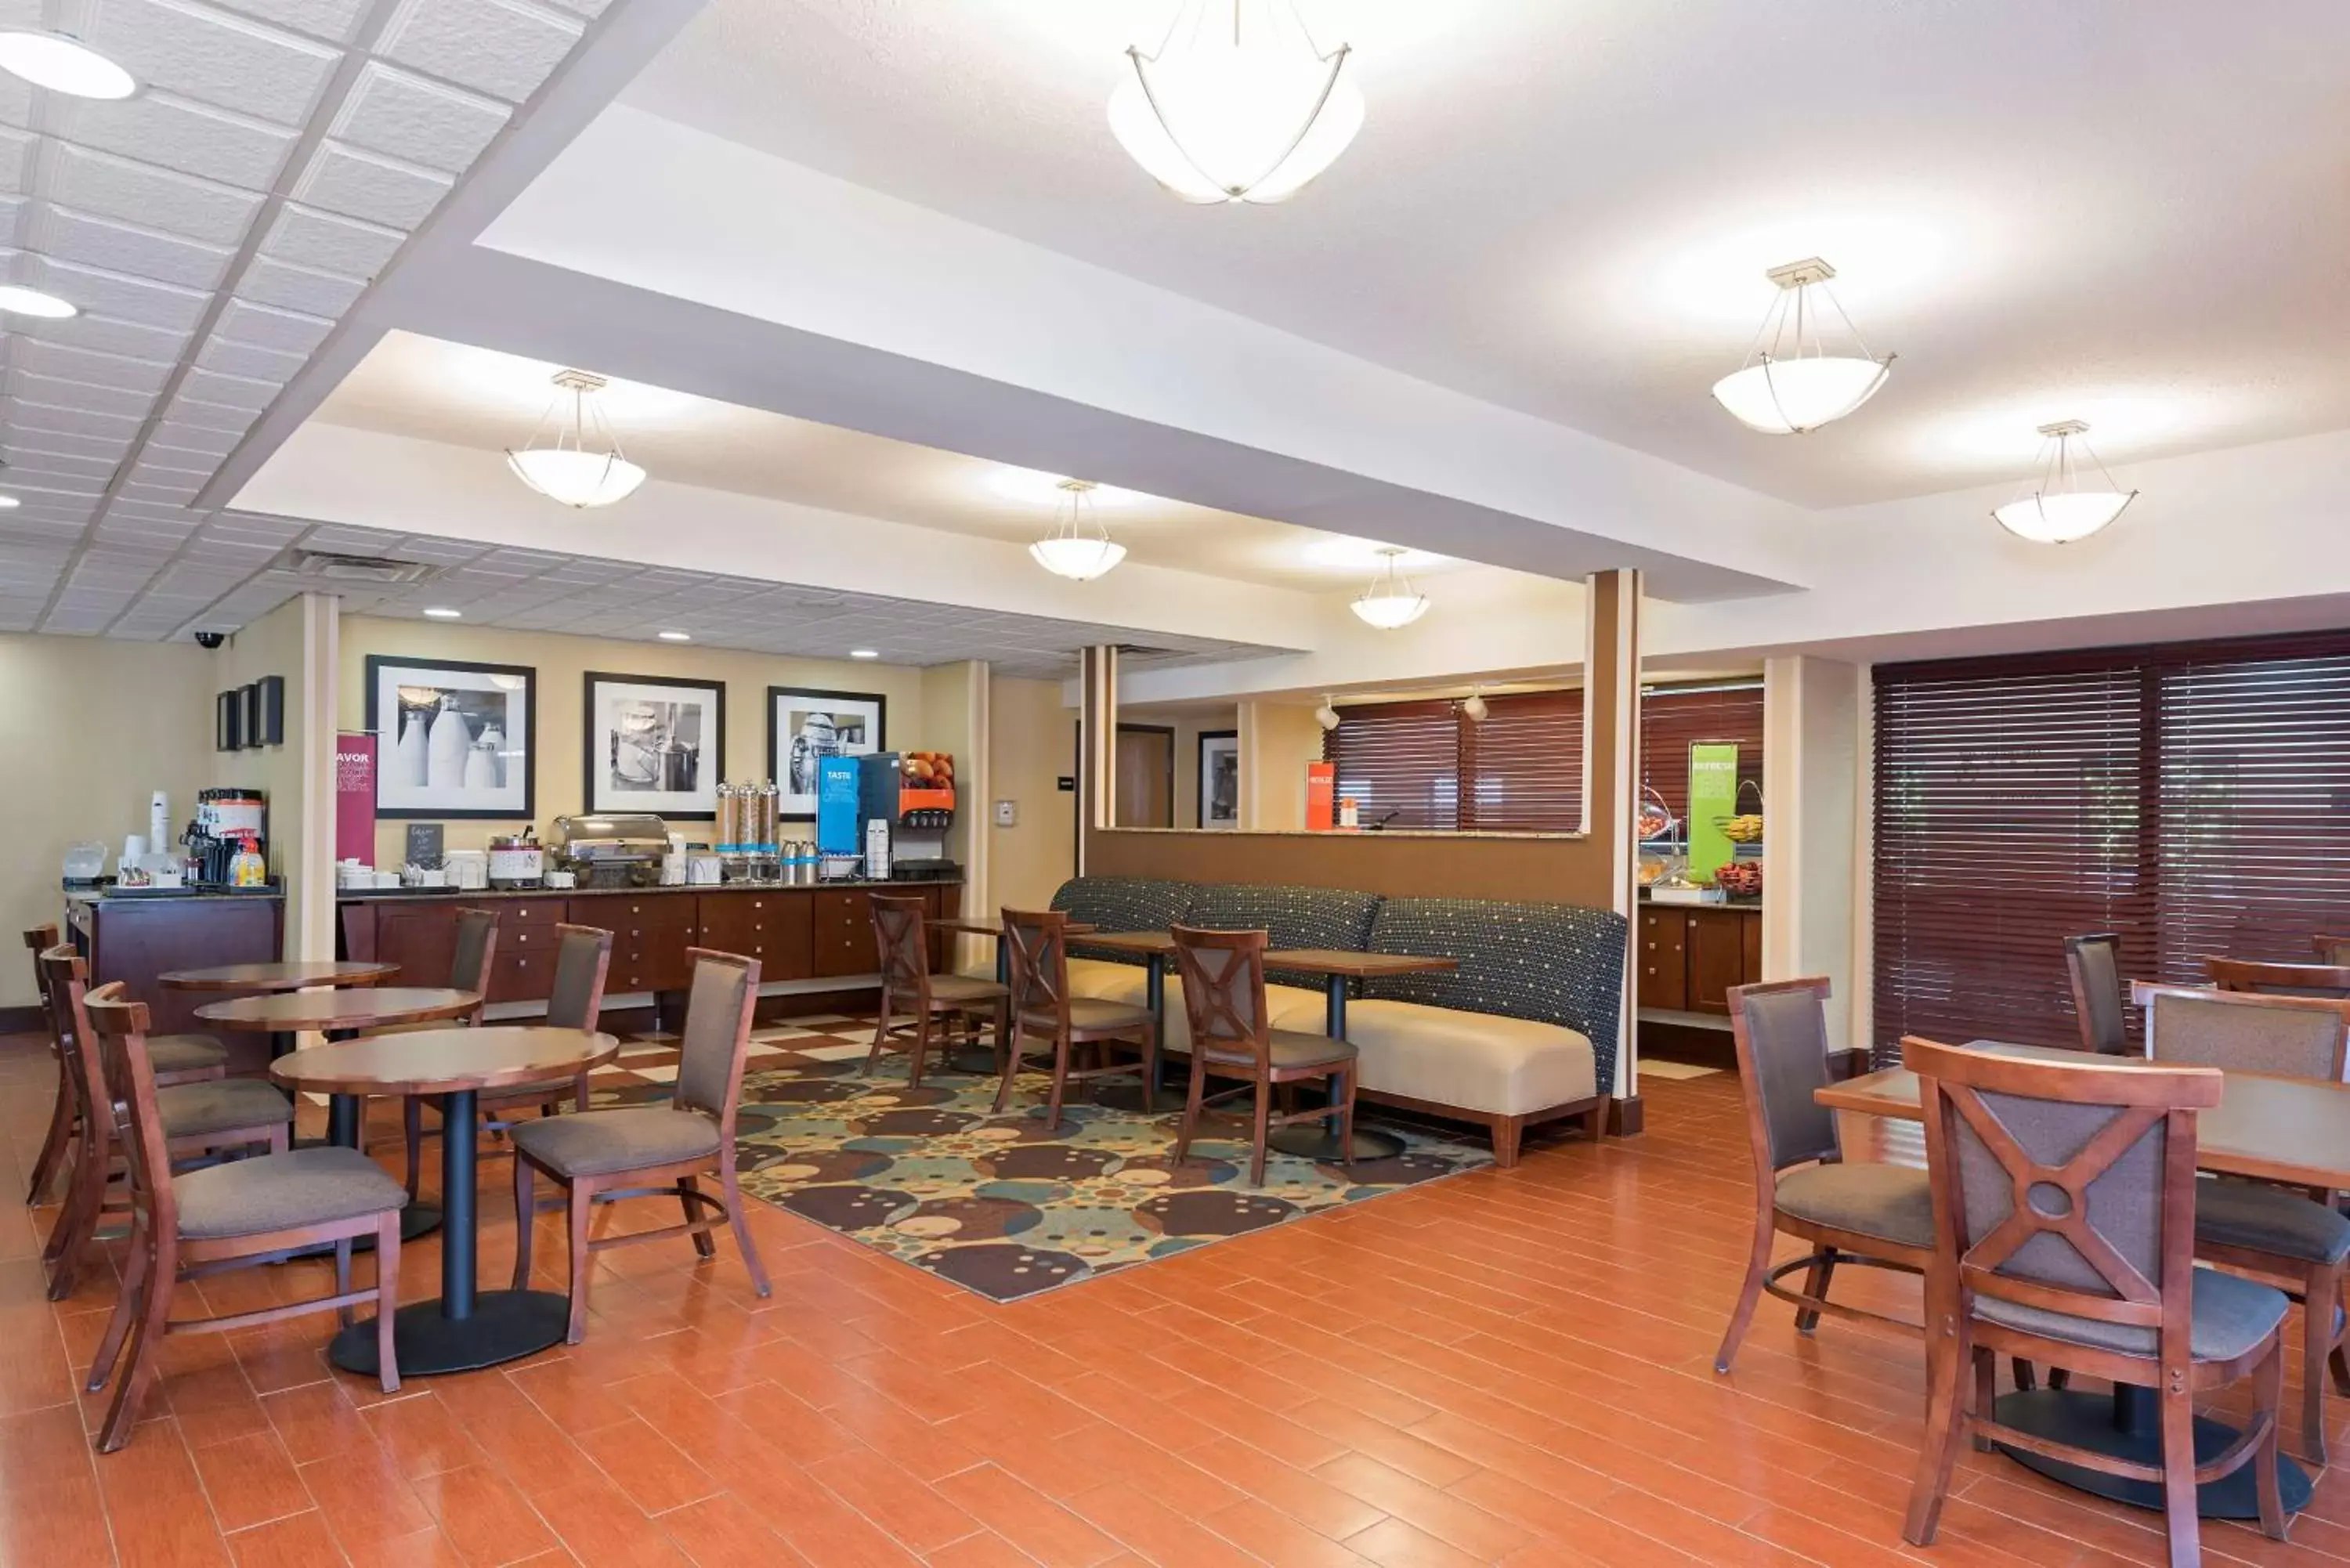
top-left (499, 898), bottom-right (564, 927)
top-left (487, 948), bottom-right (552, 1004)
top-left (812, 890), bottom-right (876, 978)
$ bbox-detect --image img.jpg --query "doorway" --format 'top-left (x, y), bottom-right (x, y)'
top-left (1115, 724), bottom-right (1175, 827)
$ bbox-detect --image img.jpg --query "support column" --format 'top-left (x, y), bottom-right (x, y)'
top-left (1588, 569), bottom-right (1643, 1132)
top-left (292, 593), bottom-right (339, 963)
top-left (1076, 645), bottom-right (1117, 875)
top-left (1761, 655), bottom-right (1864, 1056)
top-left (920, 660), bottom-right (989, 975)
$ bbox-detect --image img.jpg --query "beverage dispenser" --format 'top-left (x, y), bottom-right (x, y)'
top-left (856, 751), bottom-right (958, 880)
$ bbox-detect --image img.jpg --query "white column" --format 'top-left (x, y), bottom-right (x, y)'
top-left (1591, 569), bottom-right (1641, 1101)
top-left (1760, 655), bottom-right (1864, 1048)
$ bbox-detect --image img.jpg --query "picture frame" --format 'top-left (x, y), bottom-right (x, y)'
top-left (364, 655), bottom-right (536, 820)
top-left (215, 690), bottom-right (241, 753)
top-left (1198, 729), bottom-right (1239, 829)
top-left (584, 671), bottom-right (725, 819)
top-left (768, 687), bottom-right (885, 819)
top-left (240, 683), bottom-right (261, 750)
top-left (257, 674), bottom-right (285, 746)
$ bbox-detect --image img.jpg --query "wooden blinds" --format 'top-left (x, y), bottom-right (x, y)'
top-left (1871, 630), bottom-right (2350, 1063)
top-left (1324, 691), bottom-right (1585, 832)
top-left (1640, 683), bottom-right (1765, 824)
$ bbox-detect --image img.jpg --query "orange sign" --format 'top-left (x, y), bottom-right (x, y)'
top-left (1305, 761), bottom-right (1336, 832)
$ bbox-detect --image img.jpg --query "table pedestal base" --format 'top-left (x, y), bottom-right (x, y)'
top-left (330, 1291), bottom-right (570, 1377)
top-left (1267, 1125), bottom-right (1407, 1162)
top-left (1992, 1388), bottom-right (2311, 1519)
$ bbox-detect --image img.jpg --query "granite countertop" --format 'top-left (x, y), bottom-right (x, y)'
top-left (338, 876), bottom-right (956, 902)
top-left (1637, 889), bottom-right (1762, 909)
top-left (66, 884), bottom-right (284, 904)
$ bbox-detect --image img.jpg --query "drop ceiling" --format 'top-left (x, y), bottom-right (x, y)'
top-left (311, 330), bottom-right (1470, 591)
top-left (620, 0), bottom-right (2350, 508)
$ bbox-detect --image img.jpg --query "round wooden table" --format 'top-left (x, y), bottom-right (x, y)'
top-left (159, 959), bottom-right (399, 992)
top-left (273, 1027), bottom-right (620, 1377)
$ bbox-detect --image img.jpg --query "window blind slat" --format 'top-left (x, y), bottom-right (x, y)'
top-left (1324, 692), bottom-right (1583, 832)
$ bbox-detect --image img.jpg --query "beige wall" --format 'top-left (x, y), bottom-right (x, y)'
top-left (987, 675), bottom-right (1075, 914)
top-left (338, 617), bottom-right (935, 864)
top-left (214, 597), bottom-right (332, 953)
top-left (1238, 700), bottom-right (1324, 831)
top-left (0, 634), bottom-right (216, 1007)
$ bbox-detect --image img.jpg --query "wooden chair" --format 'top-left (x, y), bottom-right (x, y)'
top-left (1170, 925), bottom-right (1357, 1186)
top-left (864, 893), bottom-right (1009, 1087)
top-left (78, 983), bottom-right (407, 1452)
top-left (2137, 981), bottom-right (2350, 1461)
top-left (511, 948), bottom-right (771, 1343)
top-left (1715, 977), bottom-right (1940, 1374)
top-left (1901, 1037), bottom-right (2290, 1568)
top-left (478, 924), bottom-right (612, 1134)
top-left (378, 905), bottom-right (497, 1199)
top-left (38, 948), bottom-right (288, 1302)
top-left (2313, 936), bottom-right (2350, 967)
top-left (2204, 956), bottom-right (2350, 999)
top-left (993, 909), bottom-right (1158, 1129)
top-left (2064, 933), bottom-right (2133, 1053)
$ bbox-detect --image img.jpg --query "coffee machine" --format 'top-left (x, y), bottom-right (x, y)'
top-left (185, 787), bottom-right (267, 886)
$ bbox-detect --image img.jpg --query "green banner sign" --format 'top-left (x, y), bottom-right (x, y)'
top-left (1687, 742), bottom-right (1740, 886)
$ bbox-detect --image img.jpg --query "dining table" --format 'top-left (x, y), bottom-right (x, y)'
top-left (164, 959), bottom-right (400, 1063)
top-left (929, 917), bottom-right (1097, 1073)
top-left (1262, 948), bottom-right (1455, 1161)
top-left (273, 1026), bottom-right (620, 1376)
top-left (1818, 1039), bottom-right (2346, 1519)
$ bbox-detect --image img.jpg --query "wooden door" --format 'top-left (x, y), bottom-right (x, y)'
top-left (1115, 725), bottom-right (1174, 828)
top-left (1687, 909), bottom-right (1747, 1015)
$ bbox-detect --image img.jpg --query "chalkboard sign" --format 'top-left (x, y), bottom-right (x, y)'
top-left (404, 822), bottom-right (444, 869)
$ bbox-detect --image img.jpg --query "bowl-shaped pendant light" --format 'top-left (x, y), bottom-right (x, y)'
top-left (1711, 257), bottom-right (1895, 434)
top-left (505, 369), bottom-right (647, 509)
top-left (1351, 547), bottom-right (1429, 629)
top-left (1993, 420), bottom-right (2137, 544)
top-left (1029, 479), bottom-right (1128, 580)
top-left (1109, 0), bottom-right (1362, 204)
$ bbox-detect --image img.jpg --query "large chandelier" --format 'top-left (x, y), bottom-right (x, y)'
top-left (1711, 258), bottom-right (1895, 435)
top-left (505, 369), bottom-right (647, 509)
top-left (1993, 421), bottom-right (2137, 544)
top-left (1029, 479), bottom-right (1127, 580)
top-left (1109, 0), bottom-right (1362, 204)
top-left (1351, 547), bottom-right (1428, 629)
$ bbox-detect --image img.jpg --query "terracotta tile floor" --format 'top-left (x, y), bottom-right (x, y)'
top-left (7, 1025), bottom-right (2350, 1566)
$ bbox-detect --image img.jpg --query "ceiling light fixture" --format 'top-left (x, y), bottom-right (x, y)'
top-left (1350, 547), bottom-right (1429, 629)
top-left (849, 649), bottom-right (880, 660)
top-left (0, 495), bottom-right (20, 511)
top-left (506, 368), bottom-right (648, 509)
top-left (1109, 0), bottom-right (1361, 204)
top-left (0, 284), bottom-right (77, 319)
top-left (1711, 257), bottom-right (1894, 434)
top-left (1461, 688), bottom-right (1488, 721)
top-left (0, 31), bottom-right (136, 99)
top-left (423, 607), bottom-right (461, 620)
top-left (657, 630), bottom-right (692, 641)
top-left (1314, 695), bottom-right (1341, 731)
top-left (1993, 420), bottom-right (2138, 544)
top-left (1029, 479), bottom-right (1127, 580)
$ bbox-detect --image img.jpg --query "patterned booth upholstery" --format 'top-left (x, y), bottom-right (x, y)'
top-left (1047, 876), bottom-right (1196, 1003)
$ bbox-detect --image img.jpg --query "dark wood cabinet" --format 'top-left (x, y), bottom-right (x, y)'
top-left (812, 889), bottom-right (875, 977)
top-left (1686, 908), bottom-right (1750, 1014)
top-left (1635, 903), bottom-right (1762, 1017)
top-left (600, 894), bottom-right (698, 994)
top-left (1636, 908), bottom-right (1689, 1011)
top-left (73, 894), bottom-right (282, 1072)
top-left (371, 901), bottom-right (459, 991)
top-left (696, 892), bottom-right (815, 981)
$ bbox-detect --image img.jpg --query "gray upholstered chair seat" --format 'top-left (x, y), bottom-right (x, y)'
top-left (149, 1034), bottom-right (230, 1075)
top-left (1020, 997), bottom-right (1152, 1034)
top-left (1773, 1162), bottom-right (1936, 1249)
top-left (509, 1106), bottom-right (721, 1177)
top-left (1198, 1029), bottom-right (1357, 1071)
top-left (923, 975), bottom-right (1009, 1007)
top-left (157, 1078), bottom-right (292, 1138)
top-left (173, 1146), bottom-right (407, 1240)
top-left (1976, 1266), bottom-right (2290, 1363)
top-left (2195, 1176), bottom-right (2350, 1264)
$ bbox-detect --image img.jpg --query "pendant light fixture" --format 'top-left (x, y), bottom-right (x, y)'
top-left (1109, 0), bottom-right (1362, 204)
top-left (0, 31), bottom-right (136, 99)
top-left (1351, 547), bottom-right (1429, 629)
top-left (505, 369), bottom-right (647, 509)
top-left (1711, 258), bottom-right (1895, 435)
top-left (1993, 420), bottom-right (2138, 544)
top-left (1029, 479), bottom-right (1128, 580)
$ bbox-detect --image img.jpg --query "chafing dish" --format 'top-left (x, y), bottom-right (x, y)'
top-left (548, 813), bottom-right (669, 889)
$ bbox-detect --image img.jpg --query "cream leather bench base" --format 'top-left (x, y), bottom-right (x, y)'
top-left (1339, 998), bottom-right (1604, 1167)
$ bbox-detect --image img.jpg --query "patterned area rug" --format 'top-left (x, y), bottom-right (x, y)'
top-left (673, 1023), bottom-right (1493, 1302)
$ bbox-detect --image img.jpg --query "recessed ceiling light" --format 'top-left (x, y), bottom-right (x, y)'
top-left (0, 495), bottom-right (20, 510)
top-left (423, 606), bottom-right (462, 620)
top-left (0, 31), bottom-right (136, 100)
top-left (0, 284), bottom-right (77, 320)
top-left (657, 630), bottom-right (692, 641)
top-left (849, 649), bottom-right (880, 659)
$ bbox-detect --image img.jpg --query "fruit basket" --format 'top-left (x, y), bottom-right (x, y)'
top-left (1714, 858), bottom-right (1762, 898)
top-left (1713, 779), bottom-right (1764, 847)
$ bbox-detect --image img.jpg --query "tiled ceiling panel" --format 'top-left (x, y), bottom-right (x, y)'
top-left (0, 0), bottom-right (595, 638)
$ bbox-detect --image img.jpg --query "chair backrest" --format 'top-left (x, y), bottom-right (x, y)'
top-left (544, 924), bottom-right (613, 1032)
top-left (674, 948), bottom-right (761, 1130)
top-left (450, 906), bottom-right (499, 995)
top-left (78, 981), bottom-right (178, 1242)
top-left (1002, 909), bottom-right (1071, 1026)
top-left (38, 945), bottom-right (108, 1140)
top-left (2133, 981), bottom-right (2350, 1081)
top-left (22, 922), bottom-right (56, 1031)
top-left (1726, 977), bottom-right (1839, 1174)
top-left (1173, 925), bottom-right (1273, 1071)
top-left (1906, 1035), bottom-right (2217, 1364)
top-left (2204, 956), bottom-right (2350, 999)
top-left (869, 894), bottom-right (930, 1002)
top-left (2314, 935), bottom-right (2350, 967)
top-left (2063, 934), bottom-right (2129, 1053)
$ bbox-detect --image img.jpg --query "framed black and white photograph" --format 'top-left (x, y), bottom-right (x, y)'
top-left (257, 675), bottom-right (285, 746)
top-left (215, 690), bottom-right (242, 753)
top-left (768, 687), bottom-right (885, 818)
top-left (364, 655), bottom-right (536, 819)
top-left (240, 683), bottom-right (261, 749)
top-left (1198, 730), bottom-right (1239, 829)
top-left (585, 671), bottom-right (723, 819)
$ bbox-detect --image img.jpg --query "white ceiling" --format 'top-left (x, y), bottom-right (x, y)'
top-left (0, 0), bottom-right (606, 639)
top-left (620, 0), bottom-right (2350, 508)
top-left (313, 330), bottom-right (1466, 591)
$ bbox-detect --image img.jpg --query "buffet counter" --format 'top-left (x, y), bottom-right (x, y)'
top-left (67, 887), bottom-right (285, 1068)
top-left (336, 880), bottom-right (961, 1008)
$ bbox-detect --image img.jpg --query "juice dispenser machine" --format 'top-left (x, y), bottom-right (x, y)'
top-left (857, 751), bottom-right (959, 880)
